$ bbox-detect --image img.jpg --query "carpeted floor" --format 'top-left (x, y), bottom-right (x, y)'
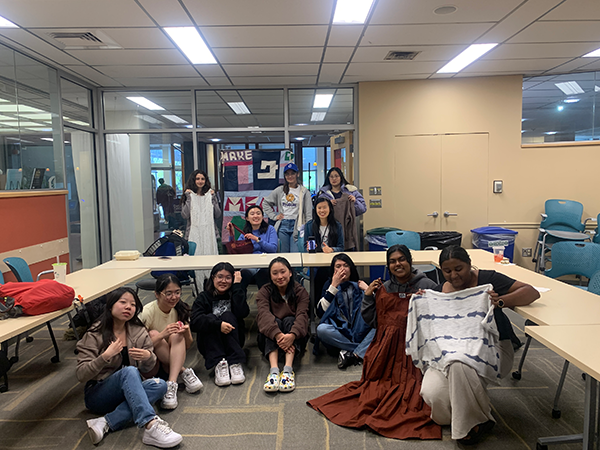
top-left (0, 282), bottom-right (589, 450)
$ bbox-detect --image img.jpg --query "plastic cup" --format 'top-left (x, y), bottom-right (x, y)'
top-left (53, 262), bottom-right (67, 283)
top-left (492, 247), bottom-right (504, 263)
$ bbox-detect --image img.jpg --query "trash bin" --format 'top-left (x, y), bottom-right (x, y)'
top-left (419, 231), bottom-right (462, 250)
top-left (471, 226), bottom-right (519, 262)
top-left (365, 227), bottom-right (401, 281)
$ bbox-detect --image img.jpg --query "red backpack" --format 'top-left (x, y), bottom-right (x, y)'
top-left (0, 280), bottom-right (75, 316)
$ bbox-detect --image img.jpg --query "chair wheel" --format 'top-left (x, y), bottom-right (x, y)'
top-left (551, 409), bottom-right (561, 419)
top-left (512, 371), bottom-right (522, 380)
top-left (9, 356), bottom-right (18, 365)
top-left (536, 444), bottom-right (548, 450)
top-left (26, 337), bottom-right (33, 343)
top-left (51, 356), bottom-right (59, 363)
top-left (0, 385), bottom-right (7, 393)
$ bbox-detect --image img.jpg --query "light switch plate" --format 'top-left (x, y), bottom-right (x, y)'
top-left (369, 199), bottom-right (382, 208)
top-left (493, 180), bottom-right (503, 194)
top-left (369, 186), bottom-right (382, 195)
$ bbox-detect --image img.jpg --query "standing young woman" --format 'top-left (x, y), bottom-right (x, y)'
top-left (76, 287), bottom-right (182, 448)
top-left (190, 263), bottom-right (249, 387)
top-left (181, 169), bottom-right (221, 288)
top-left (263, 163), bottom-right (312, 253)
top-left (420, 245), bottom-right (539, 445)
top-left (256, 257), bottom-right (309, 393)
top-left (308, 245), bottom-right (441, 440)
top-left (139, 274), bottom-right (203, 410)
top-left (227, 205), bottom-right (278, 289)
top-left (317, 167), bottom-right (366, 251)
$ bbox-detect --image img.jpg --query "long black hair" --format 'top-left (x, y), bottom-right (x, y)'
top-left (439, 245), bottom-right (471, 266)
top-left (205, 262), bottom-right (236, 297)
top-left (182, 170), bottom-right (212, 204)
top-left (243, 204), bottom-right (269, 234)
top-left (325, 167), bottom-right (349, 189)
top-left (329, 253), bottom-right (360, 282)
top-left (266, 257), bottom-right (298, 308)
top-left (89, 287), bottom-right (145, 353)
top-left (311, 197), bottom-right (339, 250)
top-left (154, 273), bottom-right (190, 324)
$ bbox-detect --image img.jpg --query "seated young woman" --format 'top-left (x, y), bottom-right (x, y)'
top-left (315, 253), bottom-right (375, 369)
top-left (190, 262), bottom-right (249, 387)
top-left (420, 245), bottom-right (539, 445)
top-left (256, 256), bottom-right (309, 393)
top-left (76, 287), bottom-right (182, 448)
top-left (307, 244), bottom-right (441, 440)
top-left (227, 204), bottom-right (278, 290)
top-left (139, 274), bottom-right (202, 410)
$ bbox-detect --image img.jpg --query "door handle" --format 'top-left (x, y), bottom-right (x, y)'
top-left (427, 211), bottom-right (439, 218)
top-left (444, 211), bottom-right (458, 217)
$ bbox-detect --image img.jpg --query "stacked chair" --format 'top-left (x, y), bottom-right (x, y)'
top-left (384, 230), bottom-right (439, 283)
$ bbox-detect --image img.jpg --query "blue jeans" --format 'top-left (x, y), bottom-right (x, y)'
top-left (84, 366), bottom-right (166, 430)
top-left (316, 324), bottom-right (376, 359)
top-left (278, 219), bottom-right (298, 253)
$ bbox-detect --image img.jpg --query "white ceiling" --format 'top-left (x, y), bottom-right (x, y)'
top-left (0, 0), bottom-right (597, 88)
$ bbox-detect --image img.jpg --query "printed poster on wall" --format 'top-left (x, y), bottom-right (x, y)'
top-left (221, 149), bottom-right (293, 241)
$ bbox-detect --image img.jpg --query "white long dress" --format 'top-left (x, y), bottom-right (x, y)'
top-left (187, 192), bottom-right (218, 290)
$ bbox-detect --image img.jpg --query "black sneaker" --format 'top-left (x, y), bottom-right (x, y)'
top-left (338, 351), bottom-right (360, 370)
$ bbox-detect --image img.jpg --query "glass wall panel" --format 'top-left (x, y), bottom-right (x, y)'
top-left (291, 132), bottom-right (332, 194)
top-left (289, 88), bottom-right (353, 126)
top-left (196, 89), bottom-right (284, 127)
top-left (61, 78), bottom-right (92, 127)
top-left (522, 72), bottom-right (598, 143)
top-left (64, 128), bottom-right (99, 269)
top-left (104, 91), bottom-right (193, 130)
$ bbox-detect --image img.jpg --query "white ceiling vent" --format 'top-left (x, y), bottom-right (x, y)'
top-left (383, 51), bottom-right (420, 61)
top-left (46, 30), bottom-right (121, 49)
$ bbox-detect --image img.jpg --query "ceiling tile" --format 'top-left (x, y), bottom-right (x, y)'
top-left (323, 47), bottom-right (354, 63)
top-left (204, 76), bottom-right (233, 86)
top-left (195, 65), bottom-right (226, 78)
top-left (328, 25), bottom-right (363, 47)
top-left (184, 0), bottom-right (334, 26)
top-left (95, 64), bottom-right (199, 78)
top-left (66, 49), bottom-right (188, 65)
top-left (343, 73), bottom-right (429, 83)
top-left (213, 47), bottom-right (322, 64)
top-left (229, 76), bottom-right (317, 86)
top-left (345, 61), bottom-right (441, 76)
top-left (113, 77), bottom-right (208, 87)
top-left (543, 0), bottom-right (600, 20)
top-left (318, 64), bottom-right (346, 84)
top-left (542, 59), bottom-right (599, 74)
top-left (509, 21), bottom-right (600, 43)
top-left (362, 23), bottom-right (493, 46)
top-left (92, 28), bottom-right (174, 49)
top-left (370, 0), bottom-right (523, 25)
top-left (222, 63), bottom-right (319, 77)
top-left (137, 0), bottom-right (193, 26)
top-left (202, 26), bottom-right (328, 48)
top-left (353, 45), bottom-right (465, 63)
top-left (0, 29), bottom-right (82, 65)
top-left (484, 43), bottom-right (600, 60)
top-left (64, 65), bottom-right (123, 86)
top-left (464, 58), bottom-right (572, 73)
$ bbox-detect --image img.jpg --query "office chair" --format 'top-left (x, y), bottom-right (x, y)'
top-left (592, 213), bottom-right (600, 244)
top-left (385, 230), bottom-right (439, 283)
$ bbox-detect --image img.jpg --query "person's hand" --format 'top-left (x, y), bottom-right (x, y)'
top-left (102, 337), bottom-right (125, 361)
top-left (276, 213), bottom-right (284, 221)
top-left (129, 347), bottom-right (152, 361)
top-left (234, 271), bottom-right (242, 284)
top-left (365, 278), bottom-right (383, 296)
top-left (227, 222), bottom-right (234, 234)
top-left (209, 189), bottom-right (215, 195)
top-left (414, 289), bottom-right (426, 296)
top-left (245, 233), bottom-right (259, 242)
top-left (331, 266), bottom-right (347, 288)
top-left (277, 333), bottom-right (295, 352)
top-left (488, 289), bottom-right (504, 308)
top-left (330, 199), bottom-right (338, 206)
top-left (322, 243), bottom-right (333, 254)
top-left (348, 194), bottom-right (356, 203)
top-left (358, 280), bottom-right (368, 291)
top-left (221, 321), bottom-right (235, 334)
top-left (185, 189), bottom-right (192, 194)
top-left (161, 323), bottom-right (182, 339)
top-left (176, 323), bottom-right (189, 334)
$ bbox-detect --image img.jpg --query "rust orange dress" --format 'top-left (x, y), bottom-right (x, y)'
top-left (307, 287), bottom-right (441, 440)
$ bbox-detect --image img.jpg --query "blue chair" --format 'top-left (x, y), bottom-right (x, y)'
top-left (385, 230), bottom-right (439, 283)
top-left (544, 241), bottom-right (600, 288)
top-left (592, 213), bottom-right (600, 244)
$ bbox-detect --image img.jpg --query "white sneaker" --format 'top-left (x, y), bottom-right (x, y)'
top-left (214, 359), bottom-right (231, 386)
top-left (161, 381), bottom-right (178, 410)
top-left (230, 363), bottom-right (245, 384)
top-left (142, 416), bottom-right (183, 448)
top-left (181, 367), bottom-right (203, 393)
top-left (86, 416), bottom-right (109, 445)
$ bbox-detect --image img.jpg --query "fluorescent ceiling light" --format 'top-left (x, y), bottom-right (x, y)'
top-left (313, 94), bottom-right (333, 109)
top-left (555, 81), bottom-right (584, 95)
top-left (294, 137), bottom-right (306, 141)
top-left (40, 137), bottom-right (53, 142)
top-left (164, 27), bottom-right (216, 64)
top-left (596, 86), bottom-right (600, 92)
top-left (127, 97), bottom-right (164, 110)
top-left (557, 105), bottom-right (564, 111)
top-left (564, 98), bottom-right (580, 103)
top-left (437, 43), bottom-right (498, 73)
top-left (161, 114), bottom-right (188, 124)
top-left (20, 113), bottom-right (53, 120)
top-left (185, 124), bottom-right (193, 129)
top-left (311, 112), bottom-right (326, 121)
top-left (545, 131), bottom-right (557, 135)
top-left (228, 102), bottom-right (251, 115)
top-left (0, 16), bottom-right (18, 28)
top-left (333, 0), bottom-right (376, 24)
top-left (211, 138), bottom-right (221, 142)
top-left (583, 48), bottom-right (600, 57)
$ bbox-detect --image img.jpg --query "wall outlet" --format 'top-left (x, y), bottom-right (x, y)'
top-left (522, 248), bottom-right (532, 257)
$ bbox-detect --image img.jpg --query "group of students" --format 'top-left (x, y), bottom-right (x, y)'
top-left (76, 237), bottom-right (539, 448)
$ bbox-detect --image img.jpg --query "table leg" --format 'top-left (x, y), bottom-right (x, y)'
top-left (582, 375), bottom-right (596, 449)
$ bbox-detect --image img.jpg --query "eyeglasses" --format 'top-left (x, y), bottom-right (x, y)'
top-left (215, 275), bottom-right (233, 282)
top-left (163, 290), bottom-right (182, 298)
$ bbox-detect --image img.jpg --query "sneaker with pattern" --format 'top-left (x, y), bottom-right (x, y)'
top-left (279, 371), bottom-right (295, 392)
top-left (263, 371), bottom-right (280, 392)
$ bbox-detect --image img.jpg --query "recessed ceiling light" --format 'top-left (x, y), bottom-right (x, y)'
top-left (41, 137), bottom-right (53, 142)
top-left (228, 102), bottom-right (251, 115)
top-left (294, 137), bottom-right (306, 141)
top-left (583, 47), bottom-right (600, 58)
top-left (313, 94), bottom-right (333, 109)
top-left (545, 131), bottom-right (558, 135)
top-left (555, 81), bottom-right (584, 95)
top-left (185, 124), bottom-right (193, 129)
top-left (437, 43), bottom-right (498, 73)
top-left (434, 5), bottom-right (457, 15)
top-left (127, 96), bottom-right (164, 110)
top-left (0, 16), bottom-right (18, 28)
top-left (557, 105), bottom-right (564, 111)
top-left (333, 0), bottom-right (376, 24)
top-left (164, 27), bottom-right (216, 64)
top-left (564, 98), bottom-right (580, 103)
top-left (211, 138), bottom-right (221, 142)
top-left (161, 114), bottom-right (187, 124)
top-left (311, 112), bottom-right (326, 121)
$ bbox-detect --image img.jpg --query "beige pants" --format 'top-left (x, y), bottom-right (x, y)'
top-left (420, 340), bottom-right (514, 440)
